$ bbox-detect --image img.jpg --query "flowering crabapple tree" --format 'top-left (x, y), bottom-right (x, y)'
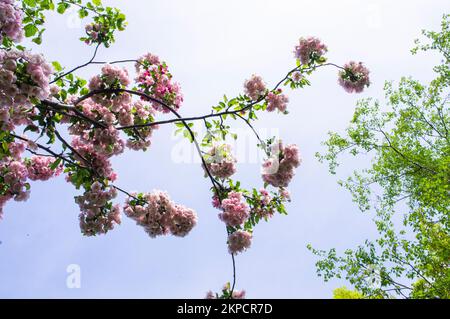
top-left (0, 0), bottom-right (370, 298)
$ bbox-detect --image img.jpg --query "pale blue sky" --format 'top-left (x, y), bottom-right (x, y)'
top-left (0, 0), bottom-right (447, 298)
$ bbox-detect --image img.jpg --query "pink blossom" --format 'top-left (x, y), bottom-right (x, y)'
top-left (69, 95), bottom-right (157, 156)
top-left (266, 89), bottom-right (289, 112)
top-left (91, 126), bottom-right (125, 156)
top-left (0, 0), bottom-right (23, 43)
top-left (77, 183), bottom-right (121, 236)
top-left (232, 290), bottom-right (246, 299)
top-left (0, 50), bottom-right (52, 130)
top-left (211, 194), bottom-right (221, 209)
top-left (205, 285), bottom-right (246, 299)
top-left (279, 188), bottom-right (291, 201)
top-left (0, 139), bottom-right (29, 216)
top-left (291, 71), bottom-right (303, 82)
top-left (27, 156), bottom-right (63, 181)
top-left (204, 144), bottom-right (237, 179)
top-left (244, 74), bottom-right (266, 101)
top-left (169, 205), bottom-right (198, 237)
top-left (124, 101), bottom-right (158, 151)
top-left (338, 61), bottom-right (370, 93)
top-left (259, 188), bottom-right (271, 205)
top-left (124, 190), bottom-right (196, 238)
top-left (84, 22), bottom-right (107, 45)
top-left (205, 291), bottom-right (216, 299)
top-left (262, 141), bottom-right (301, 187)
top-left (136, 53), bottom-right (160, 67)
top-left (68, 137), bottom-right (117, 181)
top-left (227, 230), bottom-right (252, 254)
top-left (294, 37), bottom-right (328, 65)
top-left (69, 98), bottom-right (141, 156)
top-left (88, 64), bottom-right (131, 107)
top-left (135, 53), bottom-right (183, 113)
top-left (0, 159), bottom-right (30, 206)
top-left (49, 84), bottom-right (59, 96)
top-left (9, 141), bottom-right (25, 159)
top-left (252, 189), bottom-right (274, 218)
top-left (141, 191), bottom-right (174, 237)
top-left (219, 191), bottom-right (249, 227)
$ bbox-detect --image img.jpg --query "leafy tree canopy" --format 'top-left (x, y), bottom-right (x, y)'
top-left (309, 14), bottom-right (449, 299)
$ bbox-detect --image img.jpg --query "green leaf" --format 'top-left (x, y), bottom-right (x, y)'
top-left (56, 2), bottom-right (70, 14)
top-left (23, 124), bottom-right (39, 133)
top-left (52, 61), bottom-right (63, 72)
top-left (78, 8), bottom-right (89, 18)
top-left (24, 24), bottom-right (38, 37)
top-left (49, 158), bottom-right (62, 170)
top-left (23, 0), bottom-right (37, 7)
top-left (32, 36), bottom-right (42, 45)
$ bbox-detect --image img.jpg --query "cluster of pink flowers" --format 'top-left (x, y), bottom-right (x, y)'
top-left (135, 53), bottom-right (183, 113)
top-left (127, 102), bottom-right (156, 149)
top-left (0, 50), bottom-right (52, 130)
top-left (90, 126), bottom-right (125, 156)
top-left (124, 190), bottom-right (197, 238)
top-left (205, 285), bottom-right (246, 299)
top-left (211, 194), bottom-right (221, 209)
top-left (170, 204), bottom-right (198, 237)
top-left (291, 71), bottom-right (303, 82)
top-left (230, 290), bottom-right (246, 299)
top-left (84, 23), bottom-right (107, 45)
top-left (125, 101), bottom-right (158, 151)
top-left (69, 137), bottom-right (117, 182)
top-left (72, 97), bottom-right (157, 153)
top-left (218, 191), bottom-right (249, 227)
top-left (338, 61), bottom-right (370, 93)
top-left (26, 155), bottom-right (63, 181)
top-left (0, 0), bottom-right (23, 43)
top-left (0, 142), bottom-right (61, 219)
top-left (262, 141), bottom-right (301, 188)
top-left (204, 144), bottom-right (237, 179)
top-left (76, 182), bottom-right (121, 236)
top-left (228, 230), bottom-right (252, 254)
top-left (64, 63), bottom-right (165, 228)
top-left (88, 64), bottom-right (131, 106)
top-left (266, 89), bottom-right (289, 112)
top-left (76, 125), bottom-right (122, 158)
top-left (279, 188), bottom-right (291, 201)
top-left (7, 140), bottom-right (25, 158)
top-left (244, 74), bottom-right (266, 101)
top-left (1, 159), bottom-right (29, 203)
top-left (0, 142), bottom-right (63, 218)
top-left (294, 36), bottom-right (328, 65)
top-left (254, 188), bottom-right (274, 218)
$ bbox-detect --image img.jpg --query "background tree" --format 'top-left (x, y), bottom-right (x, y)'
top-left (309, 14), bottom-right (449, 299)
top-left (332, 286), bottom-right (363, 299)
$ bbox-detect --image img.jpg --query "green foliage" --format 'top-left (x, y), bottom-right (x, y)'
top-left (311, 14), bottom-right (450, 299)
top-left (333, 286), bottom-right (364, 299)
top-left (1, 1), bottom-right (127, 49)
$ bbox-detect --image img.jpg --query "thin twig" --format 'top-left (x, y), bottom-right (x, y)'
top-left (50, 42), bottom-right (101, 84)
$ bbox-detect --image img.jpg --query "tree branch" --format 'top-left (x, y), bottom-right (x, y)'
top-left (51, 42), bottom-right (101, 84)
